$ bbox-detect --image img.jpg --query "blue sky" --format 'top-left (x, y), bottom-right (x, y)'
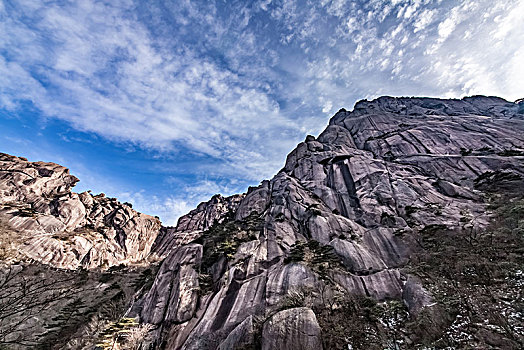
top-left (1, 0), bottom-right (523, 225)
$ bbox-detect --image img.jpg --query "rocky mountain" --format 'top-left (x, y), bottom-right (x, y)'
top-left (1, 95), bottom-right (523, 349)
top-left (0, 153), bottom-right (161, 269)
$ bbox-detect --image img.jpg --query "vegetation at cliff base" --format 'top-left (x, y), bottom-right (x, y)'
top-left (407, 194), bottom-right (524, 349)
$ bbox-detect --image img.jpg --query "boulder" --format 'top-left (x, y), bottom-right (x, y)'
top-left (261, 307), bottom-right (322, 350)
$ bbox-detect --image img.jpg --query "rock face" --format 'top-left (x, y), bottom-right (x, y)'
top-left (261, 307), bottom-right (322, 350)
top-left (0, 153), bottom-right (161, 269)
top-left (2, 96), bottom-right (524, 349)
top-left (130, 96), bottom-right (524, 349)
top-left (152, 194), bottom-right (245, 257)
top-left (140, 243), bottom-right (202, 325)
top-left (217, 315), bottom-right (255, 350)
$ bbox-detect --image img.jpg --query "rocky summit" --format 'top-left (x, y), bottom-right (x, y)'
top-left (1, 96), bottom-right (523, 349)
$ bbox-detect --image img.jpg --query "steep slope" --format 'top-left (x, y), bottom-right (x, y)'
top-left (131, 96), bottom-right (524, 349)
top-left (0, 153), bottom-right (161, 269)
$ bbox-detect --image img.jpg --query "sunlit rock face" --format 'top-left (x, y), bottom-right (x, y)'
top-left (133, 96), bottom-right (524, 349)
top-left (0, 153), bottom-right (161, 269)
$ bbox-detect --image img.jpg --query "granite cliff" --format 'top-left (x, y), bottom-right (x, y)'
top-left (1, 96), bottom-right (523, 349)
top-left (0, 153), bottom-right (161, 269)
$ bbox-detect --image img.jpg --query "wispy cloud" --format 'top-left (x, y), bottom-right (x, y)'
top-left (0, 0), bottom-right (304, 180)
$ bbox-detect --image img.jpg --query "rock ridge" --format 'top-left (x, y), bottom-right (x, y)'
top-left (0, 153), bottom-right (161, 269)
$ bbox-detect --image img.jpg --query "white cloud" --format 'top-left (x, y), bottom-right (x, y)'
top-left (116, 190), bottom-right (194, 226)
top-left (302, 0), bottom-right (524, 103)
top-left (437, 14), bottom-right (457, 42)
top-left (414, 9), bottom-right (436, 33)
top-left (0, 0), bottom-right (309, 183)
top-left (491, 0), bottom-right (524, 41)
top-left (421, 0), bottom-right (524, 100)
top-left (259, 0), bottom-right (273, 11)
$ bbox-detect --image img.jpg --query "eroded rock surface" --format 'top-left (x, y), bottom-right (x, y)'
top-left (0, 153), bottom-right (161, 269)
top-left (261, 307), bottom-right (323, 350)
top-left (217, 315), bottom-right (255, 350)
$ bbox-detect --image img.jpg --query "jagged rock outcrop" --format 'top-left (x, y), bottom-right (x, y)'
top-left (152, 194), bottom-right (245, 257)
top-left (0, 153), bottom-right (161, 269)
top-left (131, 96), bottom-right (524, 349)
